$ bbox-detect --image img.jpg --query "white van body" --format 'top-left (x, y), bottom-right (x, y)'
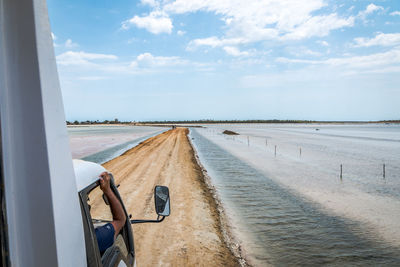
top-left (0, 0), bottom-right (169, 266)
top-left (74, 160), bottom-right (107, 192)
top-left (0, 0), bottom-right (87, 265)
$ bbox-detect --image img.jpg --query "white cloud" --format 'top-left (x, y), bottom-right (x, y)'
top-left (277, 47), bottom-right (400, 71)
top-left (289, 47), bottom-right (322, 57)
top-left (317, 40), bottom-right (329, 46)
top-left (126, 0), bottom-right (354, 48)
top-left (141, 0), bottom-right (157, 7)
top-left (170, 0), bottom-right (353, 49)
top-left (65, 39), bottom-right (78, 48)
top-left (281, 13), bottom-right (354, 40)
top-left (177, 30), bottom-right (186, 36)
top-left (390, 11), bottom-right (400, 16)
top-left (358, 3), bottom-right (384, 20)
top-left (56, 51), bottom-right (118, 66)
top-left (325, 49), bottom-right (400, 70)
top-left (122, 11), bottom-right (173, 34)
top-left (365, 3), bottom-right (384, 14)
top-left (353, 33), bottom-right (400, 47)
top-left (130, 52), bottom-right (188, 68)
top-left (187, 13), bottom-right (352, 51)
top-left (56, 50), bottom-right (209, 76)
top-left (188, 36), bottom-right (246, 49)
top-left (223, 46), bottom-right (249, 57)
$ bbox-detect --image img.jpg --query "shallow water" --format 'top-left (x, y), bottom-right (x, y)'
top-left (81, 132), bottom-right (162, 164)
top-left (190, 124), bottom-right (400, 266)
top-left (68, 125), bottom-right (165, 163)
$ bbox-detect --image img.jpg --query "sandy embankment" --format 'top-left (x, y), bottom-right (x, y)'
top-left (102, 128), bottom-right (240, 266)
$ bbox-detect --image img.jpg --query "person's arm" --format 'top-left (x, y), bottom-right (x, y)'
top-left (99, 172), bottom-right (126, 239)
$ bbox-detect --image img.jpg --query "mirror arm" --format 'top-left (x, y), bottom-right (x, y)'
top-left (130, 216), bottom-right (165, 224)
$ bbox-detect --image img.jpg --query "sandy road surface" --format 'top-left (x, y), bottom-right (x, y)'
top-left (102, 128), bottom-right (239, 266)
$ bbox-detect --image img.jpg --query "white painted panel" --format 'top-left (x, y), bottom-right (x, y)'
top-left (73, 159), bottom-right (106, 191)
top-left (0, 0), bottom-right (86, 266)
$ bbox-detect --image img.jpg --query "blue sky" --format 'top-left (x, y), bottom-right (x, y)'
top-left (48, 0), bottom-right (400, 121)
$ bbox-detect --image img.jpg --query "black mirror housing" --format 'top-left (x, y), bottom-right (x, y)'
top-left (154, 185), bottom-right (170, 216)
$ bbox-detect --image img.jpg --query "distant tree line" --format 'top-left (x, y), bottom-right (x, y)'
top-left (67, 119), bottom-right (400, 125)
top-left (66, 118), bottom-right (135, 125)
top-left (379, 120), bottom-right (400, 123)
top-left (140, 119), bottom-right (316, 124)
top-left (139, 119), bottom-right (400, 124)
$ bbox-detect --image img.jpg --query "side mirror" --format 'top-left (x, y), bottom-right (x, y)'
top-left (154, 185), bottom-right (170, 216)
top-left (130, 185), bottom-right (171, 224)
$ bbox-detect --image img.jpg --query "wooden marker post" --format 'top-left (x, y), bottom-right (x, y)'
top-left (247, 136), bottom-right (249, 146)
top-left (340, 164), bottom-right (343, 180)
top-left (299, 147), bottom-right (302, 157)
top-left (383, 164), bottom-right (386, 179)
top-left (274, 145), bottom-right (277, 157)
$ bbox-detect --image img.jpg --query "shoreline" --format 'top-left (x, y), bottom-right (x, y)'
top-left (187, 129), bottom-right (248, 267)
top-left (99, 128), bottom-right (240, 266)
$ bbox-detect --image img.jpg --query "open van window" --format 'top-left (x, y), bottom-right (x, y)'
top-left (79, 177), bottom-right (135, 267)
top-left (87, 185), bottom-right (113, 223)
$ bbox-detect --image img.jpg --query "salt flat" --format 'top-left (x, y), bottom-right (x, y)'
top-left (190, 123), bottom-right (400, 265)
top-left (68, 125), bottom-right (164, 159)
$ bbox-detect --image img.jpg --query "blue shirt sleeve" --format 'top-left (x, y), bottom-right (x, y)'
top-left (95, 223), bottom-right (115, 253)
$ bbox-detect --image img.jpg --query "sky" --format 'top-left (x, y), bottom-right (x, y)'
top-left (47, 0), bottom-right (400, 122)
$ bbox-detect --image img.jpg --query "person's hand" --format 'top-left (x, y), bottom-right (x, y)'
top-left (99, 172), bottom-right (112, 194)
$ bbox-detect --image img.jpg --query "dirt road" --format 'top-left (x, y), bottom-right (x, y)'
top-left (103, 128), bottom-right (239, 266)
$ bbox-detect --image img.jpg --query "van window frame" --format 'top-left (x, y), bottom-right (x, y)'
top-left (0, 118), bottom-right (10, 266)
